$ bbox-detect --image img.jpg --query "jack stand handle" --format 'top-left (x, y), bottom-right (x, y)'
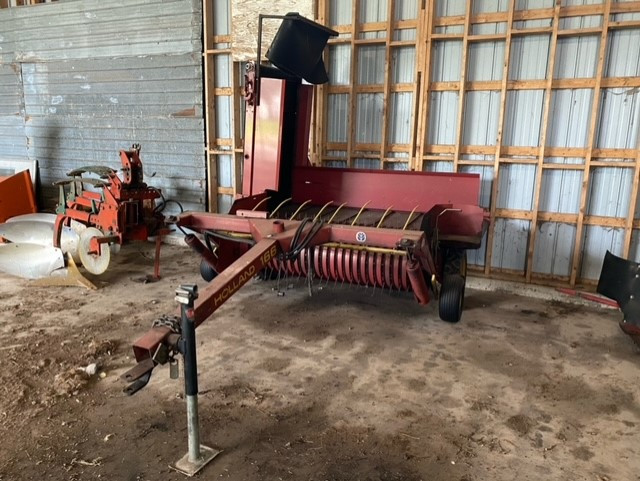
top-left (177, 284), bottom-right (201, 463)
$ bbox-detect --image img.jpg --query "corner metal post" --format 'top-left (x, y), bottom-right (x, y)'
top-left (172, 284), bottom-right (220, 476)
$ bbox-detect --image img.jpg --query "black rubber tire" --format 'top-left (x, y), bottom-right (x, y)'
top-left (199, 259), bottom-right (218, 282)
top-left (439, 274), bottom-right (465, 323)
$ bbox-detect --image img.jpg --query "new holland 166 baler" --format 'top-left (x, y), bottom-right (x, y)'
top-left (122, 14), bottom-right (487, 473)
top-left (123, 13), bottom-right (487, 395)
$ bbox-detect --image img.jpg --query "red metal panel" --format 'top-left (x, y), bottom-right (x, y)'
top-left (0, 170), bottom-right (37, 223)
top-left (291, 166), bottom-right (480, 212)
top-left (243, 78), bottom-right (286, 197)
top-left (327, 224), bottom-right (423, 248)
top-left (430, 204), bottom-right (487, 240)
top-left (178, 213), bottom-right (253, 233)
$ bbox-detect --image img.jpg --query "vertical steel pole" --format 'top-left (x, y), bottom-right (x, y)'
top-left (173, 284), bottom-right (220, 476)
top-left (180, 284), bottom-right (200, 462)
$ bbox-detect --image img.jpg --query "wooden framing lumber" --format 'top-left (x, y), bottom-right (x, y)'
top-left (569, 0), bottom-right (612, 286)
top-left (525, 1), bottom-right (561, 282)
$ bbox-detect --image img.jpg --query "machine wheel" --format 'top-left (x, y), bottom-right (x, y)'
top-left (199, 259), bottom-right (218, 282)
top-left (78, 227), bottom-right (111, 275)
top-left (439, 274), bottom-right (465, 323)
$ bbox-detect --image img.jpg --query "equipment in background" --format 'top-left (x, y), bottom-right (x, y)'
top-left (597, 250), bottom-right (640, 346)
top-left (53, 145), bottom-right (168, 276)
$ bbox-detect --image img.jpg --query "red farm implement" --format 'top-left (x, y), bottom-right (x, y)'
top-left (121, 13), bottom-right (487, 473)
top-left (52, 145), bottom-right (167, 276)
top-left (123, 11), bottom-right (486, 392)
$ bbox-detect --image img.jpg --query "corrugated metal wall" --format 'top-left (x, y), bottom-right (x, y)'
top-left (319, 0), bottom-right (640, 286)
top-left (0, 0), bottom-right (205, 212)
top-left (320, 0), bottom-right (419, 171)
top-left (0, 63), bottom-right (29, 163)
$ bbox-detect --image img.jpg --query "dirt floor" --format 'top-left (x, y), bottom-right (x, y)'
top-left (0, 242), bottom-right (638, 481)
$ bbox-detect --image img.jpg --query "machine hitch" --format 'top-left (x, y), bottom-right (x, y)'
top-left (121, 315), bottom-right (182, 395)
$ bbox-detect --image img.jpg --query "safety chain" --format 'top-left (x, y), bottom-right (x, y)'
top-left (152, 314), bottom-right (182, 334)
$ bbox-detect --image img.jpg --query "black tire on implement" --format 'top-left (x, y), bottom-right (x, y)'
top-left (439, 274), bottom-right (465, 323)
top-left (200, 259), bottom-right (218, 282)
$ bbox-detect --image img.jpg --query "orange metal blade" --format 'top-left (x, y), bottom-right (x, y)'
top-left (0, 170), bottom-right (37, 223)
